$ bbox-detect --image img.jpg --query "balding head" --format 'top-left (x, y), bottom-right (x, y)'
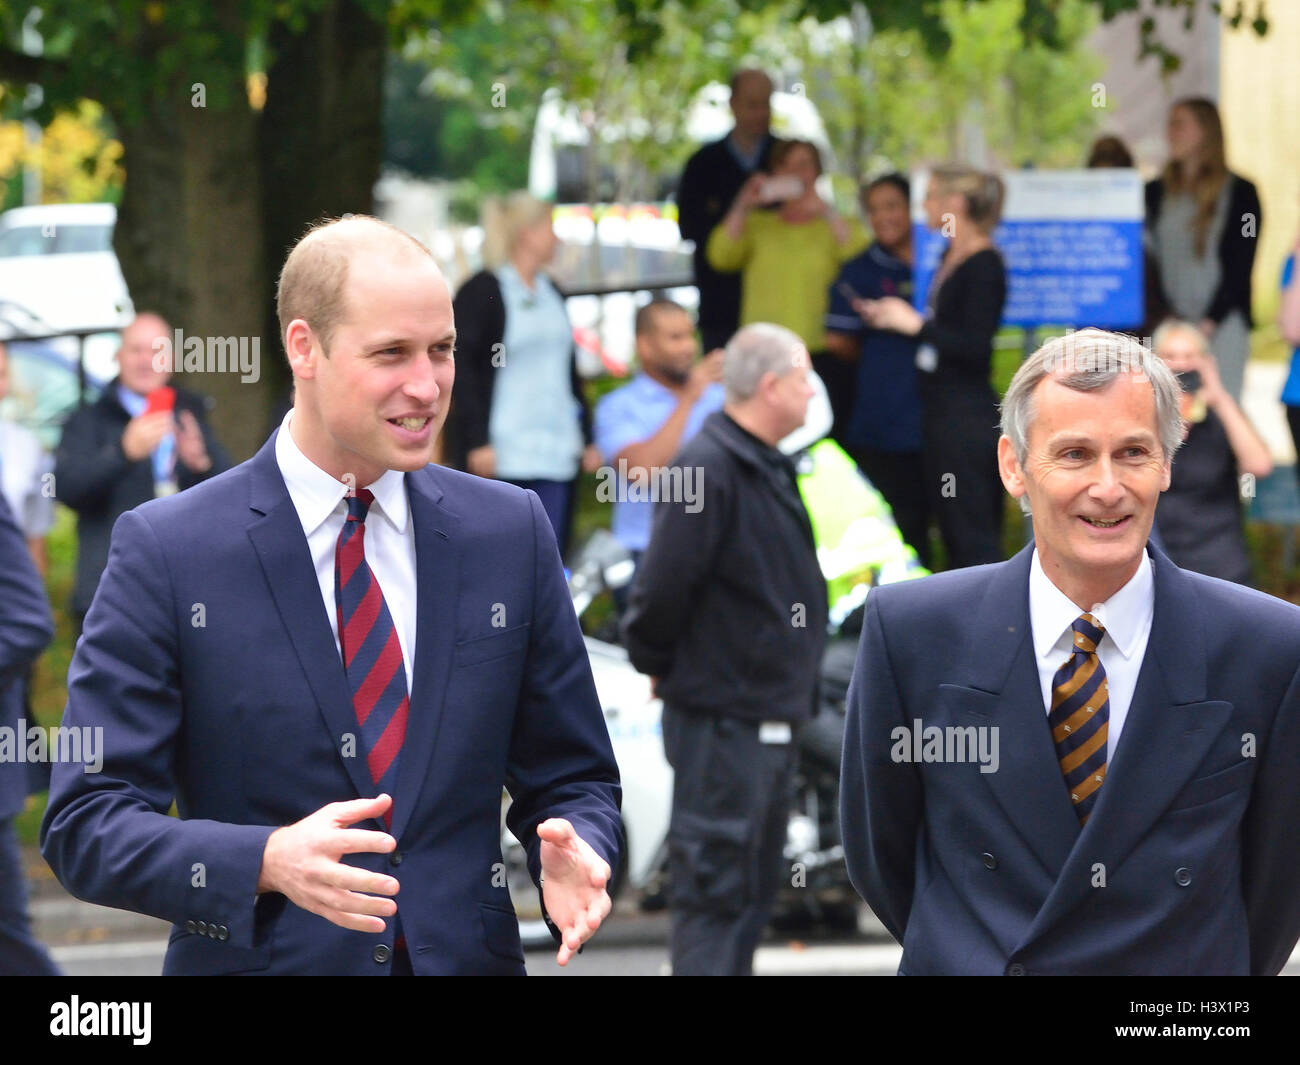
top-left (729, 68), bottom-right (772, 143)
top-left (277, 215), bottom-right (436, 357)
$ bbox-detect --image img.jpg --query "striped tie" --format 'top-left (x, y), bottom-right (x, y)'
top-left (1049, 613), bottom-right (1109, 825)
top-left (334, 488), bottom-right (408, 827)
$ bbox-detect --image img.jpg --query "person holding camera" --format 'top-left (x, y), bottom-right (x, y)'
top-left (707, 140), bottom-right (867, 370)
top-left (1153, 319), bottom-right (1272, 585)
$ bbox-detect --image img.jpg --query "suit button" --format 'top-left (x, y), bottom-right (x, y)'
top-left (982, 852), bottom-right (997, 870)
top-left (197, 921), bottom-right (208, 936)
top-left (1006, 963), bottom-right (1026, 976)
top-left (217, 925), bottom-right (229, 941)
top-left (1175, 867), bottom-right (1192, 887)
top-left (373, 944), bottom-right (392, 964)
top-left (185, 920), bottom-right (197, 934)
top-left (390, 852), bottom-right (404, 867)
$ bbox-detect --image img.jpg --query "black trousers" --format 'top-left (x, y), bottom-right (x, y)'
top-left (923, 401), bottom-right (1004, 569)
top-left (851, 447), bottom-right (931, 569)
top-left (661, 704), bottom-right (796, 976)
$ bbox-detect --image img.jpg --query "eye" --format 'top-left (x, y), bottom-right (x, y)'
top-left (1062, 448), bottom-right (1086, 461)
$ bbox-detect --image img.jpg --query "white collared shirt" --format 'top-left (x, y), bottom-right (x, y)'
top-left (1028, 548), bottom-right (1154, 762)
top-left (274, 411), bottom-right (417, 692)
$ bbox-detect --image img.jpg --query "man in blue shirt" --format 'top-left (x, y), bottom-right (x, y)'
top-left (594, 300), bottom-right (724, 597)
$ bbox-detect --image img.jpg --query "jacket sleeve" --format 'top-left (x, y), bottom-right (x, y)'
top-left (675, 148), bottom-right (712, 246)
top-left (706, 216), bottom-right (751, 274)
top-left (505, 489), bottom-right (623, 898)
top-left (0, 494), bottom-right (53, 686)
top-left (570, 345), bottom-right (593, 446)
top-left (1205, 176), bottom-right (1261, 327)
top-left (840, 588), bottom-right (922, 946)
top-left (1242, 653), bottom-right (1300, 974)
top-left (450, 271), bottom-right (504, 460)
top-left (40, 507), bottom-right (274, 949)
top-left (917, 253), bottom-right (1007, 368)
top-left (620, 453), bottom-right (729, 679)
top-left (55, 406), bottom-right (132, 512)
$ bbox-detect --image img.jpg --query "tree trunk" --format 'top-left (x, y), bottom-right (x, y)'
top-left (259, 0), bottom-right (386, 399)
top-left (114, 71), bottom-right (269, 461)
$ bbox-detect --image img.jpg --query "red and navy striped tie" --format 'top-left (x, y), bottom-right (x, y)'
top-left (334, 488), bottom-right (408, 827)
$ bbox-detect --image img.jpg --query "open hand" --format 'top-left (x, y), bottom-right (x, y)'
top-left (538, 817), bottom-right (612, 966)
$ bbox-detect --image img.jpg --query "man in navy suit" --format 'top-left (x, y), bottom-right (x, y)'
top-left (841, 328), bottom-right (1300, 975)
top-left (42, 216), bottom-right (622, 975)
top-left (0, 488), bottom-right (59, 975)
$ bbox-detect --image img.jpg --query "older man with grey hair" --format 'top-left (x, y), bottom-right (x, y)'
top-left (841, 326), bottom-right (1300, 975)
top-left (623, 322), bottom-right (827, 975)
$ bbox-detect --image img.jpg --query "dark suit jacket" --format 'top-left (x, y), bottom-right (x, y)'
top-left (0, 493), bottom-right (54, 820)
top-left (841, 541), bottom-right (1300, 975)
top-left (54, 380), bottom-right (230, 617)
top-left (41, 431), bottom-right (622, 975)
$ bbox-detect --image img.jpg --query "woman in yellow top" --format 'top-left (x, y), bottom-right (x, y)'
top-left (707, 139), bottom-right (868, 351)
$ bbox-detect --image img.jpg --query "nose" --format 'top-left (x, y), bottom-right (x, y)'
top-left (403, 353), bottom-right (441, 406)
top-left (1089, 456), bottom-right (1125, 507)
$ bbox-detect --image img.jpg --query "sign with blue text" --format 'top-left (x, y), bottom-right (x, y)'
top-left (911, 169), bottom-right (1144, 331)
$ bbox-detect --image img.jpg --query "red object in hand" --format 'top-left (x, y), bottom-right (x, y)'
top-left (144, 386), bottom-right (175, 414)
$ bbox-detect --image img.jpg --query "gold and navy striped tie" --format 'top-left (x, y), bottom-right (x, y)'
top-left (1049, 613), bottom-right (1109, 824)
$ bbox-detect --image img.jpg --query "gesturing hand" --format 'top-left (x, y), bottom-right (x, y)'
top-left (538, 818), bottom-right (612, 966)
top-left (258, 794), bottom-right (400, 933)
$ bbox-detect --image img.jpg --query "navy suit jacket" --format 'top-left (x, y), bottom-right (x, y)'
top-left (41, 432), bottom-right (622, 975)
top-left (0, 493), bottom-right (54, 820)
top-left (841, 542), bottom-right (1300, 975)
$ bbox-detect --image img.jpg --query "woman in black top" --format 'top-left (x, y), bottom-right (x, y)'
top-left (853, 166), bottom-right (1008, 568)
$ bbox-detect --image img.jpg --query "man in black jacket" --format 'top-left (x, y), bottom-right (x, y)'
top-left (55, 313), bottom-right (231, 628)
top-left (676, 69), bottom-right (775, 352)
top-left (622, 322), bottom-right (827, 975)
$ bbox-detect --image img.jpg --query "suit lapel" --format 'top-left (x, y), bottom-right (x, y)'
top-left (245, 434), bottom-right (378, 806)
top-left (943, 544), bottom-right (1081, 879)
top-left (388, 468), bottom-right (462, 840)
top-left (1017, 544), bottom-right (1234, 950)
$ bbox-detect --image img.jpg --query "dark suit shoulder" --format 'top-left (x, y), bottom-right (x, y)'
top-left (1180, 566), bottom-right (1300, 655)
top-left (869, 559), bottom-right (1005, 622)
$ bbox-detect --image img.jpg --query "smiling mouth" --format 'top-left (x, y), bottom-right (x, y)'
top-left (1080, 515), bottom-right (1128, 528)
top-left (388, 417), bottom-right (430, 431)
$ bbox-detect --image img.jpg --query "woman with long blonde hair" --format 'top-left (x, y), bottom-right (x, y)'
top-left (1145, 97), bottom-right (1261, 401)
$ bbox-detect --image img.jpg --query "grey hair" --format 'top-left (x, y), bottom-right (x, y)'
top-left (723, 323), bottom-right (806, 403)
top-left (1000, 328), bottom-right (1184, 514)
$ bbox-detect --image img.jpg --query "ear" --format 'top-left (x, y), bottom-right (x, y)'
top-left (997, 435), bottom-right (1027, 501)
top-left (1160, 455), bottom-right (1172, 492)
top-left (285, 319), bottom-right (319, 381)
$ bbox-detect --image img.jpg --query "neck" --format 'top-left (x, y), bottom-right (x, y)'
top-left (950, 225), bottom-right (989, 257)
top-left (885, 234), bottom-right (913, 265)
top-left (642, 364), bottom-right (688, 393)
top-left (725, 402), bottom-right (780, 447)
top-left (1038, 546), bottom-right (1144, 613)
top-left (511, 253), bottom-right (538, 287)
top-left (730, 129), bottom-right (762, 156)
top-left (288, 404), bottom-right (384, 487)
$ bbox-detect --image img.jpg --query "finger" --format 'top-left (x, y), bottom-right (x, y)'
top-left (332, 827), bottom-right (398, 856)
top-left (320, 906), bottom-right (390, 935)
top-left (315, 884), bottom-right (399, 920)
top-left (326, 865), bottom-right (401, 897)
top-left (535, 818), bottom-right (575, 844)
top-left (331, 794), bottom-right (394, 827)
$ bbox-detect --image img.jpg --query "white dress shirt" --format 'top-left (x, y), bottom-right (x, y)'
top-left (1028, 548), bottom-right (1154, 762)
top-left (274, 411), bottom-right (417, 691)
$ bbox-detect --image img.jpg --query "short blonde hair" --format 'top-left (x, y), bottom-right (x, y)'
top-left (481, 192), bottom-right (552, 270)
top-left (276, 215), bottom-right (431, 356)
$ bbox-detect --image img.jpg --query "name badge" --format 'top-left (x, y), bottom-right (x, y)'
top-left (759, 721), bottom-right (792, 745)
